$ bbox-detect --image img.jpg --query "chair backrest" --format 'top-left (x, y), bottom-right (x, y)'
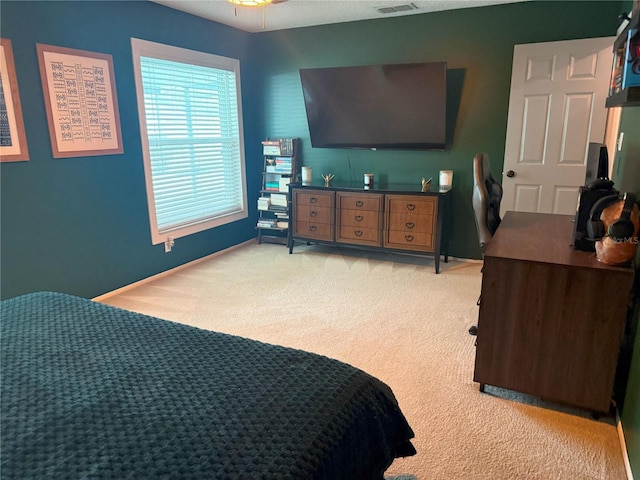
top-left (472, 153), bottom-right (503, 253)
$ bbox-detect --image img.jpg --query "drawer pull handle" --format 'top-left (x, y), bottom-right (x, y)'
top-left (356, 200), bottom-right (364, 207)
top-left (406, 204), bottom-right (416, 211)
top-left (310, 211), bottom-right (317, 217)
top-left (405, 235), bottom-right (414, 242)
top-left (310, 197), bottom-right (317, 204)
top-left (355, 215), bottom-right (363, 222)
top-left (405, 222), bottom-right (415, 229)
top-left (310, 225), bottom-right (317, 232)
top-left (355, 230), bottom-right (363, 237)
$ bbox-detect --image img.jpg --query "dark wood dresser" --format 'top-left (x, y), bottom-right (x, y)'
top-left (289, 182), bottom-right (451, 273)
top-left (473, 211), bottom-right (635, 413)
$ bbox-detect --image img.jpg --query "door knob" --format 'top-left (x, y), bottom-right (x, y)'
top-left (505, 170), bottom-right (515, 178)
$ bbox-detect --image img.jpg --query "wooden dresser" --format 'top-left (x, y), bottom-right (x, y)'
top-left (289, 182), bottom-right (451, 273)
top-left (473, 211), bottom-right (635, 413)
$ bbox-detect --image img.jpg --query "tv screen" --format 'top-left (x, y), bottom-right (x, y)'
top-left (300, 62), bottom-right (447, 150)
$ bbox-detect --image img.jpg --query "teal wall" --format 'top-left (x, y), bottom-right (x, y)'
top-left (255, 1), bottom-right (623, 259)
top-left (0, 1), bottom-right (263, 299)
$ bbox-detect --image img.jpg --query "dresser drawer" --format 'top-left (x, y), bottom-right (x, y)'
top-left (293, 189), bottom-right (334, 208)
top-left (386, 195), bottom-right (436, 215)
top-left (336, 192), bottom-right (382, 212)
top-left (337, 226), bottom-right (381, 245)
top-left (296, 205), bottom-right (333, 224)
top-left (338, 208), bottom-right (382, 228)
top-left (385, 230), bottom-right (434, 251)
top-left (294, 221), bottom-right (334, 241)
top-left (386, 213), bottom-right (434, 234)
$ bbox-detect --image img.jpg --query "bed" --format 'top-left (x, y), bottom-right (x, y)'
top-left (1, 291), bottom-right (415, 479)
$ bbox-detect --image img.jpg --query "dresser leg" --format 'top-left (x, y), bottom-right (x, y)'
top-left (479, 383), bottom-right (486, 393)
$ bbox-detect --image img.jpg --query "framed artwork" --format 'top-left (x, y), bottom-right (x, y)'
top-left (36, 43), bottom-right (123, 158)
top-left (0, 38), bottom-right (29, 162)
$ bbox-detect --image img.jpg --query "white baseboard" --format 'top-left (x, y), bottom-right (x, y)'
top-left (92, 239), bottom-right (255, 302)
top-left (617, 408), bottom-right (634, 480)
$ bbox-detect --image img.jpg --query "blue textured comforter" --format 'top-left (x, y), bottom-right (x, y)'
top-left (1, 292), bottom-right (415, 479)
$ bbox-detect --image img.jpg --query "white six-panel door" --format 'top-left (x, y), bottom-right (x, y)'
top-left (501, 37), bottom-right (615, 215)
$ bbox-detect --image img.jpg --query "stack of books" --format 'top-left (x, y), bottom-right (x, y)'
top-left (257, 218), bottom-right (278, 229)
top-left (278, 177), bottom-right (290, 192)
top-left (266, 157), bottom-right (293, 173)
top-left (262, 140), bottom-right (281, 156)
top-left (257, 197), bottom-right (271, 211)
top-left (262, 139), bottom-right (294, 156)
top-left (265, 181), bottom-right (280, 191)
top-left (270, 194), bottom-right (287, 208)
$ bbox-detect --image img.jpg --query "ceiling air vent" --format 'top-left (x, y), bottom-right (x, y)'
top-left (377, 3), bottom-right (418, 14)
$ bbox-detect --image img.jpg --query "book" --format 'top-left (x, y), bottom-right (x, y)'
top-left (270, 194), bottom-right (287, 207)
top-left (257, 218), bottom-right (278, 228)
top-left (278, 177), bottom-right (290, 192)
top-left (262, 140), bottom-right (281, 155)
top-left (257, 197), bottom-right (271, 211)
top-left (269, 205), bottom-right (288, 212)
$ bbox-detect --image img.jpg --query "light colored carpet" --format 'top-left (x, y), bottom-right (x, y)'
top-left (99, 242), bottom-right (627, 480)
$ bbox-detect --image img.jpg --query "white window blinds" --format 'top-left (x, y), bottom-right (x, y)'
top-left (132, 39), bottom-right (247, 247)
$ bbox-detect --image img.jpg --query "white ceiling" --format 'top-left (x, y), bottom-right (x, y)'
top-left (150, 0), bottom-right (528, 33)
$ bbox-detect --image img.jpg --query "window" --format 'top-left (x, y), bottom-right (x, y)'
top-left (131, 38), bottom-right (247, 248)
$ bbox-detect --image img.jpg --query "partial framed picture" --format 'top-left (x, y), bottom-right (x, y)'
top-left (36, 43), bottom-right (123, 158)
top-left (0, 38), bottom-right (29, 162)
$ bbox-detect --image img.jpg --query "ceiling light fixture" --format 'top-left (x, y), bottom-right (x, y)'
top-left (228, 0), bottom-right (272, 6)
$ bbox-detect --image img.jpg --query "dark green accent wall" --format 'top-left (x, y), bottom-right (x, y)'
top-left (0, 1), bottom-right (263, 299)
top-left (255, 1), bottom-right (623, 260)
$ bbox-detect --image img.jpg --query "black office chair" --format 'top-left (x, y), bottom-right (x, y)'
top-left (469, 152), bottom-right (503, 336)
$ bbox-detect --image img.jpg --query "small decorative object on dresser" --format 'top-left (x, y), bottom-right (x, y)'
top-left (421, 177), bottom-right (432, 192)
top-left (322, 173), bottom-right (334, 187)
top-left (364, 173), bottom-right (374, 189)
top-left (301, 165), bottom-right (312, 184)
top-left (439, 170), bottom-right (453, 191)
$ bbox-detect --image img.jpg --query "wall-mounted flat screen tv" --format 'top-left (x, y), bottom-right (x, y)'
top-left (300, 62), bottom-right (447, 150)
